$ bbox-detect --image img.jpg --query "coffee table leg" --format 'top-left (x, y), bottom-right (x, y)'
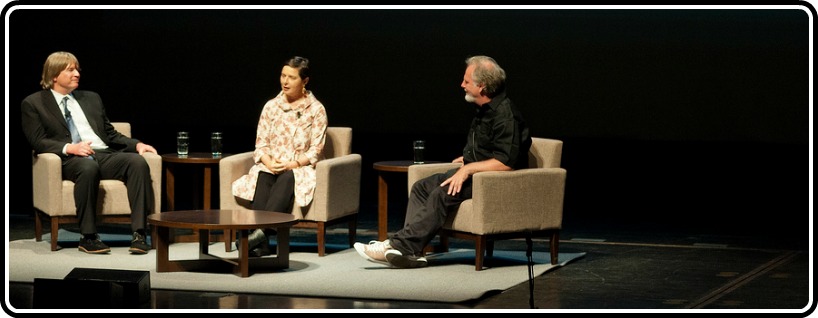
top-left (225, 230), bottom-right (233, 252)
top-left (155, 226), bottom-right (170, 272)
top-left (275, 227), bottom-right (290, 266)
top-left (237, 229), bottom-right (250, 277)
top-left (198, 229), bottom-right (209, 256)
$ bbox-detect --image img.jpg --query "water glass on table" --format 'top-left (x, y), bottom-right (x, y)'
top-left (211, 132), bottom-right (223, 157)
top-left (413, 140), bottom-right (425, 164)
top-left (177, 131), bottom-right (189, 156)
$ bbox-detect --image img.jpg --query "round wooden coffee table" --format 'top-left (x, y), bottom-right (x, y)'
top-left (148, 209), bottom-right (298, 277)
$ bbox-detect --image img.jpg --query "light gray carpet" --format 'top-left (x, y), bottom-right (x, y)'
top-left (7, 236), bottom-right (584, 303)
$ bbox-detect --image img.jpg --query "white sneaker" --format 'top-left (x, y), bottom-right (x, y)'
top-left (354, 240), bottom-right (391, 265)
top-left (385, 249), bottom-right (428, 268)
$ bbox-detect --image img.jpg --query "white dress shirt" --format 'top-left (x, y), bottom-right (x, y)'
top-left (51, 90), bottom-right (108, 154)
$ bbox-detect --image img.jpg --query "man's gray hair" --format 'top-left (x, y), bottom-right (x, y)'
top-left (465, 55), bottom-right (506, 97)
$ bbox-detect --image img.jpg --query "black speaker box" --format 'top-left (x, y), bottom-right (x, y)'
top-left (33, 278), bottom-right (125, 309)
top-left (63, 267), bottom-right (151, 308)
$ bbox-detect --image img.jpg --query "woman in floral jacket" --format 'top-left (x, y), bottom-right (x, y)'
top-left (231, 56), bottom-right (328, 256)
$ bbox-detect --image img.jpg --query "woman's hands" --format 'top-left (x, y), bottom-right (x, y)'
top-left (265, 156), bottom-right (300, 174)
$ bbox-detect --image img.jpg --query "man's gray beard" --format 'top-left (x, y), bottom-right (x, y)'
top-left (464, 93), bottom-right (476, 103)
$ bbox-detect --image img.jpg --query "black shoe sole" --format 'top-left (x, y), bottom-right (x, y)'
top-left (79, 247), bottom-right (111, 254)
top-left (129, 247), bottom-right (149, 254)
top-left (249, 244), bottom-right (272, 257)
top-left (385, 252), bottom-right (428, 268)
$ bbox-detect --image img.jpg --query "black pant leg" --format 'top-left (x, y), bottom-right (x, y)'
top-left (251, 170), bottom-right (295, 213)
top-left (62, 157), bottom-right (101, 235)
top-left (390, 169), bottom-right (473, 256)
top-left (96, 151), bottom-right (153, 232)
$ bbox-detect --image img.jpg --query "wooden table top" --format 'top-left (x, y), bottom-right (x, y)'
top-left (373, 160), bottom-right (442, 172)
top-left (161, 152), bottom-right (230, 164)
top-left (148, 210), bottom-right (298, 230)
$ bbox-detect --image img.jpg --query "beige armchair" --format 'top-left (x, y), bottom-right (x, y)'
top-left (407, 137), bottom-right (566, 270)
top-left (32, 122), bottom-right (162, 251)
top-left (219, 127), bottom-right (361, 256)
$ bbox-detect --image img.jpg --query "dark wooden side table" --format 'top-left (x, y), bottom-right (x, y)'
top-left (162, 152), bottom-right (229, 211)
top-left (372, 160), bottom-right (440, 241)
top-left (148, 209), bottom-right (297, 278)
top-left (161, 152), bottom-right (230, 248)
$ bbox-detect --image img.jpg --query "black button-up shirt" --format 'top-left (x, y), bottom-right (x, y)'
top-left (462, 91), bottom-right (531, 170)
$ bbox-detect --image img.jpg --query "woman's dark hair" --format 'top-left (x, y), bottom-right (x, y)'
top-left (285, 56), bottom-right (310, 80)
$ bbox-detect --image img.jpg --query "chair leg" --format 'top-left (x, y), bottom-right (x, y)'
top-left (474, 235), bottom-right (487, 271)
top-left (486, 240), bottom-right (495, 257)
top-left (34, 211), bottom-right (43, 242)
top-left (347, 217), bottom-right (357, 248)
top-left (50, 217), bottom-right (59, 251)
top-left (316, 222), bottom-right (326, 257)
top-left (550, 231), bottom-right (560, 265)
top-left (224, 229), bottom-right (233, 252)
top-left (439, 233), bottom-right (450, 253)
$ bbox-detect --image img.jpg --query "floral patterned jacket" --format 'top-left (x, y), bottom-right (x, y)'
top-left (231, 91), bottom-right (328, 207)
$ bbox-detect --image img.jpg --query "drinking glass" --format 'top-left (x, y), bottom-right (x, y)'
top-left (413, 140), bottom-right (425, 164)
top-left (176, 131), bottom-right (189, 156)
top-left (211, 132), bottom-right (223, 157)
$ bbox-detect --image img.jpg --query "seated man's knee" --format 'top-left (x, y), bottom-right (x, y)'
top-left (410, 180), bottom-right (427, 193)
top-left (75, 159), bottom-right (101, 176)
top-left (428, 185), bottom-right (449, 198)
top-left (412, 174), bottom-right (443, 194)
top-left (126, 154), bottom-right (150, 171)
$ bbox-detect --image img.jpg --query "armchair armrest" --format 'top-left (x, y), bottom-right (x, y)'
top-left (468, 167), bottom-right (567, 233)
top-left (219, 152), bottom-right (255, 210)
top-left (407, 163), bottom-right (462, 197)
top-left (31, 153), bottom-right (64, 213)
top-left (311, 154), bottom-right (362, 219)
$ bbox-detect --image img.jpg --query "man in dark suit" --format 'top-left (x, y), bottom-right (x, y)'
top-left (21, 51), bottom-right (157, 254)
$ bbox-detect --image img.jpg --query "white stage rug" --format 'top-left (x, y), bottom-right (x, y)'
top-left (7, 238), bottom-right (584, 303)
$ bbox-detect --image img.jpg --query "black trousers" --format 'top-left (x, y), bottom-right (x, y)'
top-left (389, 169), bottom-right (472, 256)
top-left (61, 150), bottom-right (153, 235)
top-left (251, 170), bottom-right (295, 213)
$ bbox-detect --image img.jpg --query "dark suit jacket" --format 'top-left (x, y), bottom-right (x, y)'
top-left (21, 89), bottom-right (139, 158)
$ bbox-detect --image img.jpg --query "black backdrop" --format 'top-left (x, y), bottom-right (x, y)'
top-left (6, 6), bottom-right (810, 241)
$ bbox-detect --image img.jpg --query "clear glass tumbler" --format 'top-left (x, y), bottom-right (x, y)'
top-left (176, 131), bottom-right (189, 156)
top-left (211, 132), bottom-right (223, 157)
top-left (413, 140), bottom-right (425, 164)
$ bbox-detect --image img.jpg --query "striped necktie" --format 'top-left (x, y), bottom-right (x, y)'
top-left (62, 96), bottom-right (93, 160)
top-left (62, 96), bottom-right (81, 144)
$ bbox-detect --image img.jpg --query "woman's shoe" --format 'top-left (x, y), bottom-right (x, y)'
top-left (249, 242), bottom-right (272, 257)
top-left (247, 228), bottom-right (267, 249)
top-left (236, 228), bottom-right (267, 252)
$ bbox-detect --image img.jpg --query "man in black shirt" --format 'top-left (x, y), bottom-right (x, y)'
top-left (355, 55), bottom-right (531, 268)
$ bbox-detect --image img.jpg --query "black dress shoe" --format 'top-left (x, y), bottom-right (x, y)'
top-left (129, 231), bottom-right (150, 254)
top-left (79, 234), bottom-right (111, 254)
